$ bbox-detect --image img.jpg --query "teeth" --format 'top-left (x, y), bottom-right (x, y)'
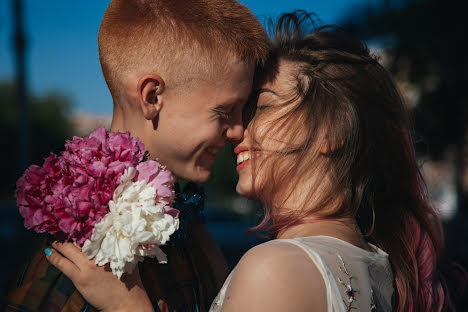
top-left (236, 151), bottom-right (251, 165)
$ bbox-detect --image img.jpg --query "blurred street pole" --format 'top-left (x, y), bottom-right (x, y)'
top-left (12, 0), bottom-right (30, 171)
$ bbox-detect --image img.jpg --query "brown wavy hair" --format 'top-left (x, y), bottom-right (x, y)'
top-left (246, 11), bottom-right (448, 311)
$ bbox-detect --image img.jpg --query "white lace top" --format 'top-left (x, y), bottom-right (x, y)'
top-left (209, 236), bottom-right (394, 311)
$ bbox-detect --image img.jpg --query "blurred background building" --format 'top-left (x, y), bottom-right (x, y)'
top-left (1, 0), bottom-right (467, 308)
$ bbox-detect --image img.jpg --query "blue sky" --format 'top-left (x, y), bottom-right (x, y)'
top-left (0, 0), bottom-right (372, 115)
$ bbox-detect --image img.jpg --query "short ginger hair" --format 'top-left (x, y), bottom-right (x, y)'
top-left (98, 0), bottom-right (268, 98)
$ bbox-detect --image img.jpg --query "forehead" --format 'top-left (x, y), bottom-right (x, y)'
top-left (193, 57), bottom-right (254, 107)
top-left (262, 60), bottom-right (298, 92)
top-left (255, 61), bottom-right (301, 109)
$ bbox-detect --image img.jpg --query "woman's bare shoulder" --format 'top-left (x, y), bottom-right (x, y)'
top-left (219, 240), bottom-right (328, 312)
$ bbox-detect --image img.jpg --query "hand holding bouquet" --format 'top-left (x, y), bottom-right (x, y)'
top-left (15, 128), bottom-right (179, 278)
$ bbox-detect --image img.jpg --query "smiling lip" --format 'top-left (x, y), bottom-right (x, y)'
top-left (234, 145), bottom-right (249, 155)
top-left (236, 159), bottom-right (250, 172)
top-left (234, 145), bottom-right (251, 172)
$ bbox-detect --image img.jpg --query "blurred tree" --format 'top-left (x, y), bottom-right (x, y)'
top-left (342, 0), bottom-right (468, 307)
top-left (0, 81), bottom-right (74, 199)
top-left (343, 0), bottom-right (466, 207)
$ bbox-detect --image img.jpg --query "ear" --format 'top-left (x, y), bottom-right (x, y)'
top-left (137, 74), bottom-right (165, 120)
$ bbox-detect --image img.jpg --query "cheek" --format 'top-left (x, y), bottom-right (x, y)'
top-left (255, 122), bottom-right (306, 155)
top-left (176, 122), bottom-right (222, 152)
top-left (251, 117), bottom-right (285, 148)
top-left (198, 123), bottom-right (226, 149)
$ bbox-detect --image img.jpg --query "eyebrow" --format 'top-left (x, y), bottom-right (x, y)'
top-left (212, 97), bottom-right (247, 115)
top-left (213, 100), bottom-right (237, 111)
top-left (213, 103), bottom-right (231, 110)
top-left (258, 88), bottom-right (280, 97)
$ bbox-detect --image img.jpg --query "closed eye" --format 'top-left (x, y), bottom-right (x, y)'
top-left (212, 107), bottom-right (232, 121)
top-left (256, 104), bottom-right (272, 111)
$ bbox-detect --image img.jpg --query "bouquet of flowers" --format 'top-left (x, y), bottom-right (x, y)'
top-left (15, 127), bottom-right (179, 278)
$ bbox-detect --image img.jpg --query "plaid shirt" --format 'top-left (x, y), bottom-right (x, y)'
top-left (3, 184), bottom-right (229, 312)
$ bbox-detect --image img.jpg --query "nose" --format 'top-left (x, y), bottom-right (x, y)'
top-left (229, 128), bottom-right (249, 149)
top-left (226, 122), bottom-right (244, 142)
top-left (225, 107), bottom-right (245, 141)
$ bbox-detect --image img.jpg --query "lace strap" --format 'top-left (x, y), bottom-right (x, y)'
top-left (275, 238), bottom-right (347, 312)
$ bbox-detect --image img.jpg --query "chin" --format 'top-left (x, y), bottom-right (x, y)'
top-left (188, 168), bottom-right (211, 183)
top-left (236, 181), bottom-right (253, 197)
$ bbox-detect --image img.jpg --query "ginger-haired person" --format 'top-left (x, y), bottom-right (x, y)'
top-left (3, 1), bottom-right (267, 311)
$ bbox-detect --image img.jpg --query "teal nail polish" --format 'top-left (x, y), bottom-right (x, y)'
top-left (44, 248), bottom-right (52, 256)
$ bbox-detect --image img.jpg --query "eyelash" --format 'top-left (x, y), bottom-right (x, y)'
top-left (256, 104), bottom-right (271, 111)
top-left (213, 108), bottom-right (232, 121)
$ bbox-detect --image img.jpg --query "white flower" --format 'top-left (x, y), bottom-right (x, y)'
top-left (82, 168), bottom-right (179, 279)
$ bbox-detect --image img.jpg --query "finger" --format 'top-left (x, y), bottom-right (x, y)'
top-left (51, 241), bottom-right (91, 267)
top-left (45, 248), bottom-right (80, 281)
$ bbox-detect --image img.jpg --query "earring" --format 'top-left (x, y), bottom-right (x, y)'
top-left (363, 205), bottom-right (375, 237)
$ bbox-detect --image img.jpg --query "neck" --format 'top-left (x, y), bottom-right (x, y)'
top-left (109, 100), bottom-right (178, 183)
top-left (110, 103), bottom-right (127, 132)
top-left (110, 100), bottom-right (145, 136)
top-left (277, 217), bottom-right (370, 251)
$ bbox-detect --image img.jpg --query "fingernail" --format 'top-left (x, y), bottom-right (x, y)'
top-left (44, 248), bottom-right (52, 256)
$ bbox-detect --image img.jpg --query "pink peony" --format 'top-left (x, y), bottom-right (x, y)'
top-left (135, 161), bottom-right (179, 218)
top-left (62, 128), bottom-right (145, 179)
top-left (15, 127), bottom-right (151, 246)
top-left (135, 161), bottom-right (175, 200)
top-left (16, 153), bottom-right (61, 233)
